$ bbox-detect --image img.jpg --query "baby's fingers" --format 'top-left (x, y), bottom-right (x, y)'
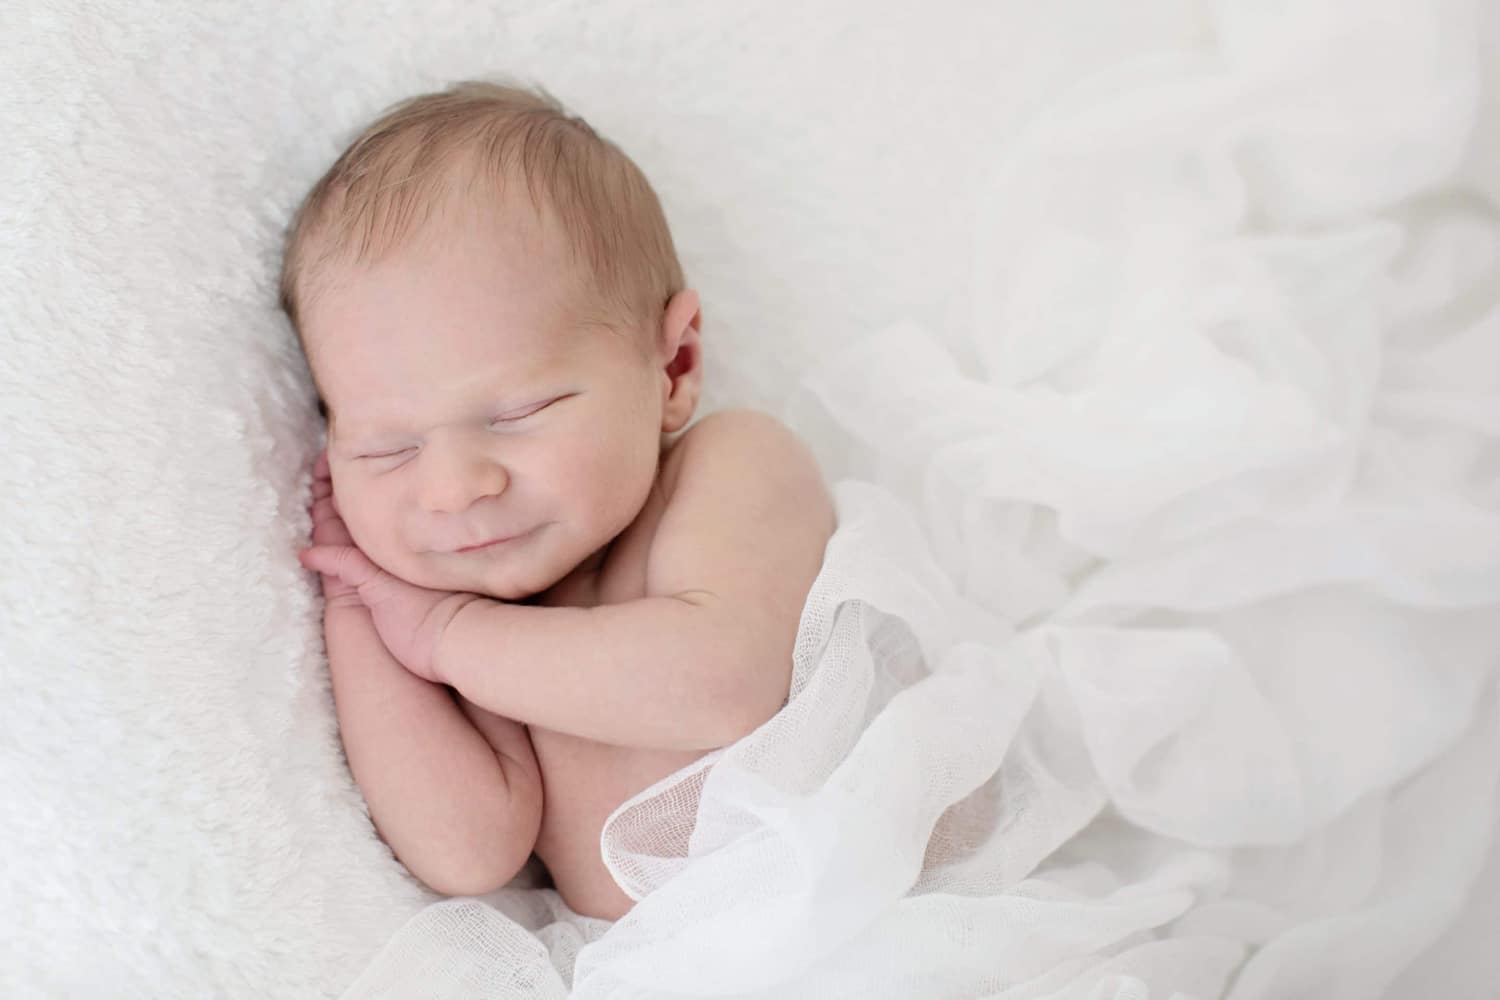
top-left (310, 499), bottom-right (353, 547)
top-left (311, 494), bottom-right (341, 523)
top-left (299, 544), bottom-right (383, 592)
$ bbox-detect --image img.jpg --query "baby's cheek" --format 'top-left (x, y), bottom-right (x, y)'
top-left (339, 498), bottom-right (394, 556)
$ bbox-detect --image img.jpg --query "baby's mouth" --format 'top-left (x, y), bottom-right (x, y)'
top-left (452, 529), bottom-right (529, 554)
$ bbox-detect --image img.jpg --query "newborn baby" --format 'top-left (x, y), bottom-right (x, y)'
top-left (285, 82), bottom-right (835, 919)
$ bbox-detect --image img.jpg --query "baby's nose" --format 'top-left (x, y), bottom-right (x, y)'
top-left (417, 452), bottom-right (509, 514)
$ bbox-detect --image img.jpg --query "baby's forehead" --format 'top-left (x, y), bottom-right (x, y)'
top-left (314, 229), bottom-right (622, 334)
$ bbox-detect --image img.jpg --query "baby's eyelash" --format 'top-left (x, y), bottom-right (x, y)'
top-left (360, 446), bottom-right (414, 460)
top-left (355, 397), bottom-right (569, 458)
top-left (491, 397), bottom-right (560, 424)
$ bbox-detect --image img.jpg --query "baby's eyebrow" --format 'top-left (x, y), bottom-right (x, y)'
top-left (326, 332), bottom-right (581, 440)
top-left (331, 371), bottom-right (564, 441)
top-left (334, 410), bottom-right (440, 441)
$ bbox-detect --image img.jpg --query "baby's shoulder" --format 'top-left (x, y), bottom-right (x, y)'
top-left (661, 408), bottom-right (824, 504)
top-left (648, 409), bottom-right (834, 585)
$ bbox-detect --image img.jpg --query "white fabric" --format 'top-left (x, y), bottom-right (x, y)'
top-left (3, 0), bottom-right (1498, 997)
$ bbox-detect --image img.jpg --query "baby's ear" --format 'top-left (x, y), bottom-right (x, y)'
top-left (659, 288), bottom-right (701, 346)
top-left (658, 289), bottom-right (703, 433)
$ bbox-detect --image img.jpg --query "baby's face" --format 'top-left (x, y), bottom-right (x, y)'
top-left (300, 207), bottom-right (666, 601)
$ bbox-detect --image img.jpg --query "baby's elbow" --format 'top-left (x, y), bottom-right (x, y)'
top-left (410, 791), bottom-right (542, 897)
top-left (414, 857), bottom-right (500, 898)
top-left (412, 829), bottom-right (534, 898)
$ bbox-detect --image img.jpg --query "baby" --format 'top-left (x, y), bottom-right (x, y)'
top-left (285, 81), bottom-right (835, 920)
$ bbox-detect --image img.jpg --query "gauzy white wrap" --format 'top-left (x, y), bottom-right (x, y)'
top-left (342, 2), bottom-right (1500, 998)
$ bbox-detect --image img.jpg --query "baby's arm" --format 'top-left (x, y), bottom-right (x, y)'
top-left (309, 461), bottom-right (541, 895)
top-left (324, 606), bottom-right (542, 896)
top-left (434, 410), bottom-right (834, 750)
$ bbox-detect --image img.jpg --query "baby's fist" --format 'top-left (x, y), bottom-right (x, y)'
top-left (307, 450), bottom-right (361, 610)
top-left (298, 541), bottom-right (475, 683)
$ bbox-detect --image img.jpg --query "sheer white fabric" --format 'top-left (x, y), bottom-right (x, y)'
top-left (345, 1), bottom-right (1500, 996)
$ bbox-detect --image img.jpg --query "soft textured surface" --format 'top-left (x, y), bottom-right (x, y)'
top-left (3, 1), bottom-right (1499, 997)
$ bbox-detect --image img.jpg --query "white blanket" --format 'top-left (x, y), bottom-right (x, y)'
top-left (4, 1), bottom-right (1498, 997)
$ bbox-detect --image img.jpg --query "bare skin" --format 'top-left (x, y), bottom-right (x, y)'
top-left (296, 198), bottom-right (835, 919)
top-left (309, 409), bottom-right (832, 919)
top-left (454, 410), bottom-right (831, 918)
top-left (508, 414), bottom-right (788, 919)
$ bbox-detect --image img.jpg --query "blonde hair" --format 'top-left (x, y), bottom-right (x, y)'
top-left (278, 80), bottom-right (685, 339)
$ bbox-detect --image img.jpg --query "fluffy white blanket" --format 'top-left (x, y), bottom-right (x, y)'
top-left (4, 1), bottom-right (1498, 997)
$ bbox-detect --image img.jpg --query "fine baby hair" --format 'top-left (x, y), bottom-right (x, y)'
top-left (278, 80), bottom-right (685, 358)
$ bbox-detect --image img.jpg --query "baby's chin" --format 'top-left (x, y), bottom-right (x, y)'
top-left (468, 576), bottom-right (549, 603)
top-left (404, 566), bottom-right (539, 603)
top-left (403, 554), bottom-right (570, 604)
top-left (375, 525), bottom-right (592, 602)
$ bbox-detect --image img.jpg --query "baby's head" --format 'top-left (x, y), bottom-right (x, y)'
top-left (281, 81), bottom-right (702, 600)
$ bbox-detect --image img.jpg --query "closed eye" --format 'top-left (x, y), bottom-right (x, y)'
top-left (491, 396), bottom-right (564, 425)
top-left (359, 446), bottom-right (415, 460)
top-left (354, 396), bottom-right (569, 458)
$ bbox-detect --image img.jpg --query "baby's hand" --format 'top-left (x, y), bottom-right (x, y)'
top-left (300, 452), bottom-right (477, 682)
top-left (307, 450), bottom-right (364, 611)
